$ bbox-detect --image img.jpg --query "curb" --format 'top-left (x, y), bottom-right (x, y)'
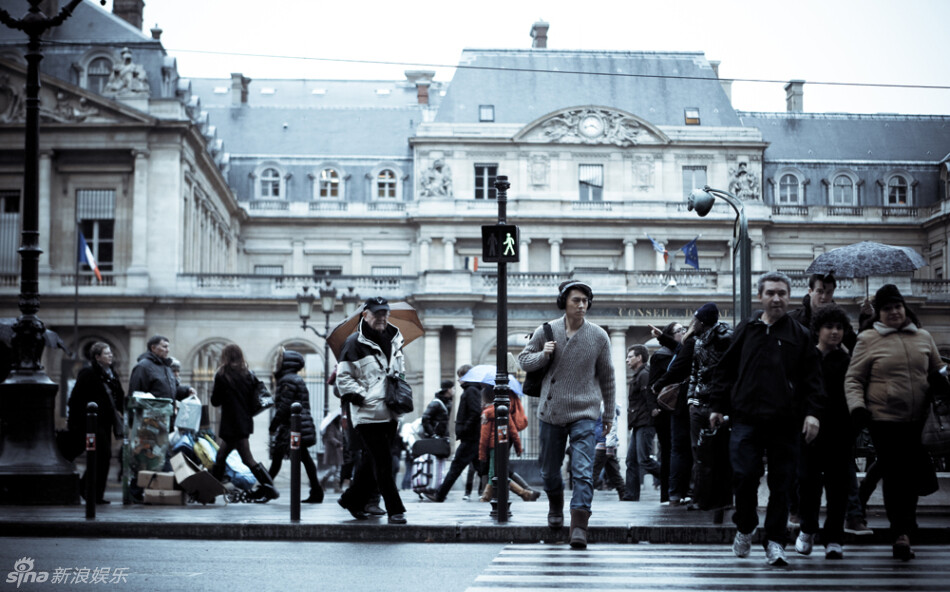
top-left (5, 520), bottom-right (950, 545)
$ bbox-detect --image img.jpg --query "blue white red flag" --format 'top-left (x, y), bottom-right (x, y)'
top-left (648, 236), bottom-right (669, 263)
top-left (78, 231), bottom-right (102, 282)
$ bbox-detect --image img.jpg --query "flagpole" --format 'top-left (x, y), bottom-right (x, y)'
top-left (73, 221), bottom-right (79, 356)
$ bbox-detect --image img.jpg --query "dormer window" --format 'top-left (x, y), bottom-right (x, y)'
top-left (479, 105), bottom-right (495, 122)
top-left (86, 57), bottom-right (112, 93)
top-left (260, 168), bottom-right (281, 198)
top-left (685, 108), bottom-right (700, 125)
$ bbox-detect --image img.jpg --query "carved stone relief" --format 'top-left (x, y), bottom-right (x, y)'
top-left (527, 107), bottom-right (664, 147)
top-left (104, 47), bottom-right (150, 98)
top-left (632, 154), bottom-right (655, 191)
top-left (0, 74), bottom-right (102, 123)
top-left (419, 158), bottom-right (453, 198)
top-left (529, 154), bottom-right (549, 187)
top-left (728, 161), bottom-right (761, 200)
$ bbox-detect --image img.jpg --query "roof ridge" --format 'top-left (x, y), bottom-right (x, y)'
top-left (738, 111), bottom-right (950, 121)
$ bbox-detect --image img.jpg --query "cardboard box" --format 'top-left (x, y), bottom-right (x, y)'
top-left (170, 452), bottom-right (227, 504)
top-left (143, 488), bottom-right (185, 505)
top-left (136, 471), bottom-right (176, 491)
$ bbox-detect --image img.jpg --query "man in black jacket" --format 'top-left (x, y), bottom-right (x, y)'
top-left (426, 368), bottom-right (483, 502)
top-left (422, 380), bottom-right (455, 438)
top-left (128, 335), bottom-right (194, 402)
top-left (709, 271), bottom-right (825, 567)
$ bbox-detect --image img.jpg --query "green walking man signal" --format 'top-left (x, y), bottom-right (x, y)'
top-left (481, 224), bottom-right (520, 263)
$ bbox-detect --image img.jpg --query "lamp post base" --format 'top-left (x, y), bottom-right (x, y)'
top-left (0, 371), bottom-right (80, 505)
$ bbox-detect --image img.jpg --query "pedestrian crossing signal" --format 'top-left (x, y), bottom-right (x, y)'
top-left (482, 225), bottom-right (519, 263)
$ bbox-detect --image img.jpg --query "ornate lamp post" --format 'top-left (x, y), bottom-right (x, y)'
top-left (0, 0), bottom-right (105, 505)
top-left (688, 186), bottom-right (752, 322)
top-left (296, 277), bottom-right (348, 419)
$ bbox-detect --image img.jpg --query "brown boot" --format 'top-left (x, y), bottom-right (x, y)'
top-left (509, 481), bottom-right (542, 502)
top-left (546, 490), bottom-right (564, 529)
top-left (480, 483), bottom-right (494, 502)
top-left (569, 508), bottom-right (591, 549)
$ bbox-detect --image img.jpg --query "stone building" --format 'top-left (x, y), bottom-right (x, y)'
top-left (1, 6), bottom-right (948, 458)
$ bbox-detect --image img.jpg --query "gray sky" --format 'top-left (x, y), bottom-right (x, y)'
top-left (108, 0), bottom-right (950, 115)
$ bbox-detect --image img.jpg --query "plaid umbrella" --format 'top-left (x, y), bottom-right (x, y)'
top-left (805, 241), bottom-right (927, 278)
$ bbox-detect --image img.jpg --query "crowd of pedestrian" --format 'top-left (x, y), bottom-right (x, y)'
top-left (61, 275), bottom-right (947, 565)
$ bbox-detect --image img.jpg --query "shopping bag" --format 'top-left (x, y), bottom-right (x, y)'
top-left (175, 394), bottom-right (202, 432)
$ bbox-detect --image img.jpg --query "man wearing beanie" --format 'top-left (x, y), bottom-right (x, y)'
top-left (708, 272), bottom-right (825, 567)
top-left (684, 303), bottom-right (733, 519)
top-left (422, 380), bottom-right (455, 438)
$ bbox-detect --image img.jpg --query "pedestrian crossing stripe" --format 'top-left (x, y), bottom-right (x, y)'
top-left (466, 544), bottom-right (950, 592)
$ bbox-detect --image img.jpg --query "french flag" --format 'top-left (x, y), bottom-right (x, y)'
top-left (78, 231), bottom-right (102, 282)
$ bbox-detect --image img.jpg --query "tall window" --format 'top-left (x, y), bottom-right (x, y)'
top-left (0, 190), bottom-right (20, 273)
top-left (77, 189), bottom-right (115, 274)
top-left (376, 169), bottom-right (396, 199)
top-left (682, 165), bottom-right (707, 199)
top-left (888, 175), bottom-right (908, 205)
top-left (319, 168), bottom-right (340, 199)
top-left (260, 168), bottom-right (281, 198)
top-left (578, 164), bottom-right (604, 202)
top-left (779, 173), bottom-right (800, 204)
top-left (831, 175), bottom-right (855, 205)
top-left (86, 57), bottom-right (112, 93)
top-left (474, 164), bottom-right (497, 200)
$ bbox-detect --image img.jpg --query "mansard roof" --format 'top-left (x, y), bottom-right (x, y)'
top-left (0, 1), bottom-right (150, 45)
top-left (189, 78), bottom-right (445, 110)
top-left (738, 112), bottom-right (950, 162)
top-left (199, 103), bottom-right (419, 157)
top-left (434, 49), bottom-right (741, 127)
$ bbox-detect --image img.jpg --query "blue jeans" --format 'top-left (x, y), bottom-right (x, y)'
top-left (539, 418), bottom-right (596, 512)
top-left (625, 425), bottom-right (660, 500)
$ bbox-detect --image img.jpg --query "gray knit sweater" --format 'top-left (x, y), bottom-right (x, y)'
top-left (519, 317), bottom-right (615, 426)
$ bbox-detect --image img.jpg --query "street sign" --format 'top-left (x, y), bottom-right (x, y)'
top-left (481, 225), bottom-right (519, 263)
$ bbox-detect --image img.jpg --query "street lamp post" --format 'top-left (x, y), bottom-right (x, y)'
top-left (0, 0), bottom-right (101, 505)
top-left (687, 186), bottom-right (752, 322)
top-left (296, 278), bottom-right (352, 420)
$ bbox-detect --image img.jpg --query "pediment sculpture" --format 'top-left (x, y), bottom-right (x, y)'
top-left (519, 107), bottom-right (668, 147)
top-left (0, 75), bottom-right (100, 123)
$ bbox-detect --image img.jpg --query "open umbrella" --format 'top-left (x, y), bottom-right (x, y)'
top-left (460, 364), bottom-right (524, 397)
top-left (325, 301), bottom-right (424, 360)
top-left (805, 241), bottom-right (927, 278)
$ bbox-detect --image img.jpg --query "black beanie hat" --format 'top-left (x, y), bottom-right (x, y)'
top-left (694, 302), bottom-right (719, 326)
top-left (874, 284), bottom-right (905, 311)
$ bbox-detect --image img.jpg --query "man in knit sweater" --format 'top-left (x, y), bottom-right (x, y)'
top-left (519, 280), bottom-right (615, 550)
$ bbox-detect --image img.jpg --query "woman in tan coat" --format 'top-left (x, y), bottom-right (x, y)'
top-left (845, 284), bottom-right (943, 561)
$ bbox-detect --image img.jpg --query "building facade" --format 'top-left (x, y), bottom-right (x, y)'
top-left (1, 5), bottom-right (948, 457)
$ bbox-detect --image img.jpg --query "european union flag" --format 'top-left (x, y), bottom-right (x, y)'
top-left (681, 237), bottom-right (699, 270)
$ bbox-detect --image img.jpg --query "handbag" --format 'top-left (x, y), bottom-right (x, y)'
top-left (385, 374), bottom-right (414, 415)
top-left (523, 322), bottom-right (554, 397)
top-left (656, 381), bottom-right (684, 412)
top-left (249, 373), bottom-right (275, 417)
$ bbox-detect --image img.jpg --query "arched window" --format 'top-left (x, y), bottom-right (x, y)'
top-left (779, 173), bottom-right (800, 204)
top-left (377, 169), bottom-right (396, 199)
top-left (831, 174), bottom-right (855, 206)
top-left (319, 168), bottom-right (340, 199)
top-left (260, 168), bottom-right (281, 198)
top-left (888, 175), bottom-right (908, 205)
top-left (86, 57), bottom-right (112, 93)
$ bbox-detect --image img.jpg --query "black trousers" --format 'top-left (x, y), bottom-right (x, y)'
top-left (269, 447), bottom-right (320, 492)
top-left (341, 421), bottom-right (406, 516)
top-left (868, 420), bottom-right (924, 536)
top-left (436, 439), bottom-right (479, 499)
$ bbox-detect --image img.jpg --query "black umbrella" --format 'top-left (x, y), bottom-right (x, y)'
top-left (806, 241), bottom-right (926, 278)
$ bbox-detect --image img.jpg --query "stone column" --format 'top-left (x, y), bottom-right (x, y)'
top-left (443, 238), bottom-right (455, 271)
top-left (418, 238), bottom-right (431, 273)
top-left (609, 328), bottom-right (629, 457)
top-left (423, 326), bottom-right (441, 402)
top-left (38, 151), bottom-right (52, 275)
top-left (548, 238), bottom-right (562, 273)
top-left (129, 150), bottom-right (150, 273)
top-left (455, 327), bottom-right (473, 369)
top-left (519, 237), bottom-right (531, 273)
top-left (292, 239), bottom-right (305, 275)
top-left (753, 242), bottom-right (764, 273)
top-left (350, 240), bottom-right (363, 275)
top-left (624, 239), bottom-right (637, 271)
top-left (128, 328), bottom-right (147, 383)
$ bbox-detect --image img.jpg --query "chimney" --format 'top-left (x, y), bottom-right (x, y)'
top-left (785, 80), bottom-right (805, 112)
top-left (530, 20), bottom-right (549, 48)
top-left (231, 73), bottom-right (251, 107)
top-left (113, 0), bottom-right (145, 31)
top-left (709, 60), bottom-right (732, 103)
top-left (150, 24), bottom-right (163, 41)
top-left (405, 70), bottom-right (435, 105)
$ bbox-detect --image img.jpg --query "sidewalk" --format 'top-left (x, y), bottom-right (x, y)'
top-left (3, 469), bottom-right (950, 545)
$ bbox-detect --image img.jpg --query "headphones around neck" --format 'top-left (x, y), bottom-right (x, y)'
top-left (557, 281), bottom-right (593, 310)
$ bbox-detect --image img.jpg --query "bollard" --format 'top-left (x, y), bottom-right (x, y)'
top-left (85, 401), bottom-right (98, 519)
top-left (290, 402), bottom-right (302, 522)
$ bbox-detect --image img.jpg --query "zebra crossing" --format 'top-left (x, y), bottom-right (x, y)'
top-left (465, 543), bottom-right (950, 591)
